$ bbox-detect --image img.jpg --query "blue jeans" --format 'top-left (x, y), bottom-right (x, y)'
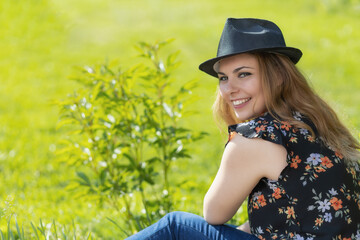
top-left (125, 211), bottom-right (259, 240)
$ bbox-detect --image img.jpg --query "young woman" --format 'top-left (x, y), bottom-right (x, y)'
top-left (126, 18), bottom-right (360, 240)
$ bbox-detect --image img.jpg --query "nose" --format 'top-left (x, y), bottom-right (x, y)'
top-left (224, 78), bottom-right (239, 95)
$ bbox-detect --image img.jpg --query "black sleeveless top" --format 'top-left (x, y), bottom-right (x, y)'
top-left (228, 112), bottom-right (360, 240)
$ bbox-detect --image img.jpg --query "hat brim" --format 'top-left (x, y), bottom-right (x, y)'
top-left (199, 47), bottom-right (302, 78)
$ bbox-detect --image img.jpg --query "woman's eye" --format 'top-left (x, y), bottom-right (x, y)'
top-left (238, 72), bottom-right (251, 78)
top-left (218, 76), bottom-right (228, 81)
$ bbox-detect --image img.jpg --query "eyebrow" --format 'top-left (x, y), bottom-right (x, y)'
top-left (217, 66), bottom-right (254, 75)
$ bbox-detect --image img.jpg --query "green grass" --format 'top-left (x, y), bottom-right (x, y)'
top-left (1, 0), bottom-right (359, 238)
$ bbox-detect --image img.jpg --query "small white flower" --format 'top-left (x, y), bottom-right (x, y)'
top-left (81, 97), bottom-right (87, 106)
top-left (99, 161), bottom-right (107, 167)
top-left (267, 126), bottom-right (274, 133)
top-left (317, 199), bottom-right (330, 212)
top-left (300, 128), bottom-right (308, 135)
top-left (107, 114), bottom-right (115, 123)
top-left (84, 148), bottom-right (91, 155)
top-left (85, 66), bottom-right (94, 74)
top-left (328, 188), bottom-right (338, 196)
top-left (294, 235), bottom-right (304, 240)
top-left (355, 231), bottom-right (360, 239)
top-left (324, 212), bottom-right (332, 222)
top-left (306, 153), bottom-right (322, 166)
top-left (134, 125), bottom-right (140, 132)
top-left (256, 226), bottom-right (264, 234)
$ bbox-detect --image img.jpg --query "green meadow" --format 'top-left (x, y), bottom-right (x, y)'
top-left (0, 0), bottom-right (359, 238)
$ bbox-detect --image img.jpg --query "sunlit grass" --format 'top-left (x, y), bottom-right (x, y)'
top-left (0, 0), bottom-right (359, 237)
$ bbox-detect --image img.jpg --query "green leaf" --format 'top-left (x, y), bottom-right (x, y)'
top-left (53, 220), bottom-right (58, 239)
top-left (15, 219), bottom-right (22, 240)
top-left (106, 217), bottom-right (131, 237)
top-left (30, 222), bottom-right (40, 240)
top-left (76, 171), bottom-right (92, 186)
top-left (100, 169), bottom-right (107, 185)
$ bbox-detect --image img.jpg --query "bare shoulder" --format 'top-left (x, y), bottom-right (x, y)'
top-left (203, 132), bottom-right (288, 224)
top-left (226, 133), bottom-right (287, 181)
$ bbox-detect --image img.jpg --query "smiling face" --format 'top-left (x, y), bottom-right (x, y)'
top-left (216, 53), bottom-right (267, 122)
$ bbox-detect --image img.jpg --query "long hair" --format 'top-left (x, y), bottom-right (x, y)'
top-left (213, 52), bottom-right (360, 162)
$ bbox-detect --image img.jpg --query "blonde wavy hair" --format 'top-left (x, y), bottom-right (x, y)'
top-left (213, 52), bottom-right (360, 162)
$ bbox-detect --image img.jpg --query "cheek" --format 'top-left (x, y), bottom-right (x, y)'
top-left (256, 93), bottom-right (267, 110)
top-left (218, 85), bottom-right (226, 97)
top-left (253, 84), bottom-right (266, 108)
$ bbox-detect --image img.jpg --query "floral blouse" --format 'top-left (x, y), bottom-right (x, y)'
top-left (228, 112), bottom-right (360, 240)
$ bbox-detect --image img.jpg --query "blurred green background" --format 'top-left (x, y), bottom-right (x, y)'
top-left (0, 0), bottom-right (359, 238)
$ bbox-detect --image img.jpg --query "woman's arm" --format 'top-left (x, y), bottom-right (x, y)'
top-left (203, 133), bottom-right (287, 225)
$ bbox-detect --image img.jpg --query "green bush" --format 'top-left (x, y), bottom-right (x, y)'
top-left (55, 39), bottom-right (207, 237)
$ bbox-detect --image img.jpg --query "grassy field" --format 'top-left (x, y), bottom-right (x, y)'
top-left (0, 0), bottom-right (359, 238)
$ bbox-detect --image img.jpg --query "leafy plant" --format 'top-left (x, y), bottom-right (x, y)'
top-left (0, 217), bottom-right (92, 240)
top-left (55, 39), bottom-right (207, 236)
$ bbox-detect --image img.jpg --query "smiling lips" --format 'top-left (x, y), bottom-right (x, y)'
top-left (232, 98), bottom-right (251, 107)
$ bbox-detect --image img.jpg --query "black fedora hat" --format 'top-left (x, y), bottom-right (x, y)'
top-left (199, 18), bottom-right (302, 77)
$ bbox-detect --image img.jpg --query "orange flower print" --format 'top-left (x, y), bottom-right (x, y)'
top-left (252, 201), bottom-right (259, 209)
top-left (289, 137), bottom-right (297, 143)
top-left (272, 188), bottom-right (282, 199)
top-left (320, 156), bottom-right (333, 168)
top-left (330, 197), bottom-right (343, 211)
top-left (255, 125), bottom-right (266, 133)
top-left (257, 194), bottom-right (267, 207)
top-left (307, 135), bottom-right (315, 142)
top-left (350, 168), bottom-right (356, 178)
top-left (315, 166), bottom-right (325, 173)
top-left (315, 217), bottom-right (323, 226)
top-left (343, 238), bottom-right (351, 240)
top-left (281, 122), bottom-right (291, 131)
top-left (270, 133), bottom-right (276, 140)
top-left (228, 131), bottom-right (236, 141)
top-left (305, 165), bottom-right (311, 170)
top-left (290, 155), bottom-right (301, 169)
top-left (335, 151), bottom-right (344, 159)
top-left (285, 206), bottom-right (295, 219)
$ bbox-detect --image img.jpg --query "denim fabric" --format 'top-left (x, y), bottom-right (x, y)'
top-left (126, 211), bottom-right (259, 240)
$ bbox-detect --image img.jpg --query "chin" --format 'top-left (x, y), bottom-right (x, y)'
top-left (235, 111), bottom-right (260, 122)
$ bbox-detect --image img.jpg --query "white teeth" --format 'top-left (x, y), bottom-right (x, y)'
top-left (232, 98), bottom-right (250, 106)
